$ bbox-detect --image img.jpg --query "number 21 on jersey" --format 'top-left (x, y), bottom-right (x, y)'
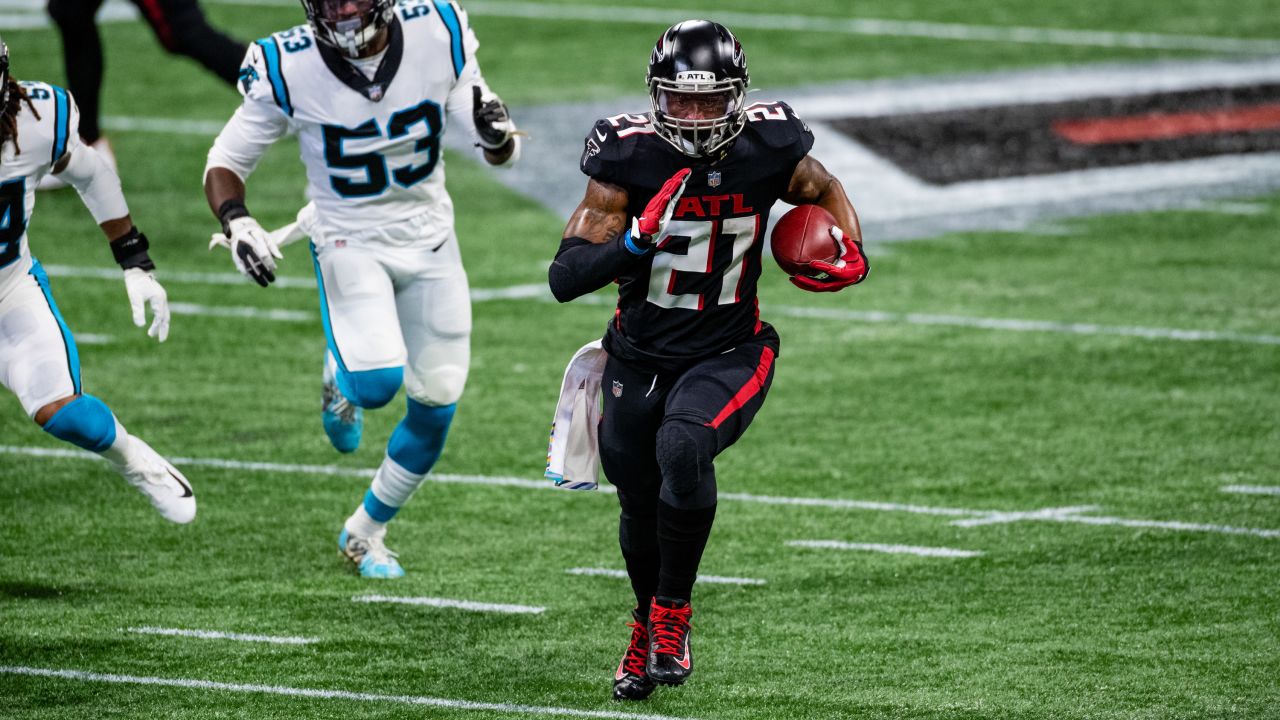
top-left (647, 216), bottom-right (758, 310)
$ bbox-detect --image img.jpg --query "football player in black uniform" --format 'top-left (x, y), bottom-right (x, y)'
top-left (43, 0), bottom-right (245, 188)
top-left (548, 20), bottom-right (869, 701)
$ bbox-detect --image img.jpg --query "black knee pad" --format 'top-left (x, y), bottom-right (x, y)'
top-left (656, 419), bottom-right (717, 507)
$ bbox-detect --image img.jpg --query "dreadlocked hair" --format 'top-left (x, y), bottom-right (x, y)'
top-left (1, 77), bottom-right (39, 157)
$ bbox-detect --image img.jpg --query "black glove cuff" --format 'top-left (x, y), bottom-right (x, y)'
top-left (110, 228), bottom-right (155, 271)
top-left (217, 199), bottom-right (251, 236)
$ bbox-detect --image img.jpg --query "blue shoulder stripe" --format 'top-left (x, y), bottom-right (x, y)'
top-left (432, 0), bottom-right (465, 78)
top-left (50, 86), bottom-right (70, 165)
top-left (256, 38), bottom-right (294, 117)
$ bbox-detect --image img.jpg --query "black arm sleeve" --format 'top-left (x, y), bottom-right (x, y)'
top-left (548, 235), bottom-right (646, 303)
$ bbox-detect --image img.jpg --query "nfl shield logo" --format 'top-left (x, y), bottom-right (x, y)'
top-left (708, 171), bottom-right (722, 188)
top-left (367, 84), bottom-right (384, 102)
top-left (612, 380), bottom-right (624, 398)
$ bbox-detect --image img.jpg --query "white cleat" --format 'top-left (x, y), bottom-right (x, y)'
top-left (118, 438), bottom-right (196, 524)
top-left (339, 528), bottom-right (404, 579)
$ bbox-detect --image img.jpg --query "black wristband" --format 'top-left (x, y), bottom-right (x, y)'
top-left (217, 199), bottom-right (250, 236)
top-left (110, 228), bottom-right (155, 271)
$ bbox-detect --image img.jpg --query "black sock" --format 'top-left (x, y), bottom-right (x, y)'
top-left (617, 490), bottom-right (660, 608)
top-left (655, 500), bottom-right (717, 602)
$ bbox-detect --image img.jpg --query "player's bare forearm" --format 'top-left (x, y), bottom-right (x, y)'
top-left (549, 179), bottom-right (641, 302)
top-left (100, 216), bottom-right (134, 242)
top-left (563, 179), bottom-right (629, 244)
top-left (784, 155), bottom-right (863, 246)
top-left (204, 167), bottom-right (247, 218)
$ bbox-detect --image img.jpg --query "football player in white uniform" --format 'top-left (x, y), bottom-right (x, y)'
top-left (204, 0), bottom-right (520, 578)
top-left (0, 37), bottom-right (194, 524)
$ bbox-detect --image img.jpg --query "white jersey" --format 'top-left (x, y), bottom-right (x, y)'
top-left (0, 81), bottom-right (80, 298)
top-left (207, 0), bottom-right (494, 246)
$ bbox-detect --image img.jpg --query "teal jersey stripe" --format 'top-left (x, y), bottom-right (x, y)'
top-left (432, 0), bottom-right (466, 78)
top-left (51, 86), bottom-right (70, 165)
top-left (255, 38), bottom-right (294, 117)
top-left (29, 259), bottom-right (82, 395)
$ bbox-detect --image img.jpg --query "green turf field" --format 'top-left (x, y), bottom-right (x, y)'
top-left (2, 2), bottom-right (1279, 718)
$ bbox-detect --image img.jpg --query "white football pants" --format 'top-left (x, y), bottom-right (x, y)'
top-left (311, 235), bottom-right (471, 406)
top-left (0, 261), bottom-right (80, 417)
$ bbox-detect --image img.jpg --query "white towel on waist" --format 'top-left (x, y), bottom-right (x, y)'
top-left (545, 340), bottom-right (607, 490)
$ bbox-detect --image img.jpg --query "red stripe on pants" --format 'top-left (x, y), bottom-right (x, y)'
top-left (138, 0), bottom-right (174, 49)
top-left (707, 346), bottom-right (775, 430)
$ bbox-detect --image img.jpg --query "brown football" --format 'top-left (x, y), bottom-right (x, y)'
top-left (769, 204), bottom-right (840, 278)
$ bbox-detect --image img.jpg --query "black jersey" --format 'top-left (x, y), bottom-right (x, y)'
top-left (580, 101), bottom-right (814, 372)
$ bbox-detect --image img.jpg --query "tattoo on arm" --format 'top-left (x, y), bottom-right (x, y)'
top-left (562, 179), bottom-right (630, 245)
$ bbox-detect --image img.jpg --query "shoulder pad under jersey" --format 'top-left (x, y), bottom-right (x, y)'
top-left (742, 100), bottom-right (814, 161)
top-left (580, 113), bottom-right (657, 185)
top-left (239, 25), bottom-right (314, 116)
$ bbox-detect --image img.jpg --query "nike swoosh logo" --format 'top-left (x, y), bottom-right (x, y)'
top-left (168, 469), bottom-right (194, 498)
top-left (595, 129), bottom-right (607, 142)
top-left (675, 644), bottom-right (691, 670)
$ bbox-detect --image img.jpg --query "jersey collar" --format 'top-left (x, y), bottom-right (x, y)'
top-left (318, 17), bottom-right (404, 103)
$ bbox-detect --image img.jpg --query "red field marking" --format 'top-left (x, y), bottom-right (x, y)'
top-left (1054, 103), bottom-right (1280, 144)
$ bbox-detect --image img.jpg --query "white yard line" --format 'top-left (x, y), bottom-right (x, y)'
top-left (198, 0), bottom-right (1280, 54)
top-left (7, 445), bottom-right (1280, 540)
top-left (43, 264), bottom-right (317, 290)
top-left (773, 305), bottom-right (1280, 346)
top-left (40, 263), bottom-right (1280, 346)
top-left (0, 666), bottom-right (694, 720)
top-left (76, 334), bottom-right (113, 345)
top-left (169, 303), bottom-right (314, 323)
top-left (353, 595), bottom-right (545, 615)
top-left (787, 540), bottom-right (985, 558)
top-left (1221, 485), bottom-right (1280, 496)
top-left (566, 567), bottom-right (766, 586)
top-left (126, 627), bottom-right (317, 646)
top-left (950, 506), bottom-right (1103, 528)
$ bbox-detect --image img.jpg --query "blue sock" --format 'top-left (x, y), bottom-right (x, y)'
top-left (42, 395), bottom-right (117, 453)
top-left (386, 400), bottom-right (456, 476)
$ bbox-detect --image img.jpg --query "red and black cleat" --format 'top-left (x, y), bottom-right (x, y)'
top-left (614, 607), bottom-right (657, 701)
top-left (646, 596), bottom-right (693, 686)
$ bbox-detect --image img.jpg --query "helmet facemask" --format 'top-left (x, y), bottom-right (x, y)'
top-left (301, 0), bottom-right (395, 58)
top-left (649, 73), bottom-right (746, 158)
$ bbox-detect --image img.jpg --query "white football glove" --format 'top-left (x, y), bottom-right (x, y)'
top-left (123, 268), bottom-right (170, 342)
top-left (225, 216), bottom-right (282, 287)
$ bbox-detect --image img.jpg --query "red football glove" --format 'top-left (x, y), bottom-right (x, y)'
top-left (790, 226), bottom-right (869, 292)
top-left (632, 168), bottom-right (691, 245)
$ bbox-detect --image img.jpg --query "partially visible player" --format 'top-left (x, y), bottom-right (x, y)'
top-left (204, 0), bottom-right (520, 578)
top-left (0, 37), bottom-right (194, 523)
top-left (41, 0), bottom-right (247, 189)
top-left (548, 20), bottom-right (867, 700)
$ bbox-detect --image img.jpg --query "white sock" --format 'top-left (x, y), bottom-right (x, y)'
top-left (344, 505), bottom-right (386, 540)
top-left (371, 456), bottom-right (426, 507)
top-left (99, 419), bottom-right (133, 469)
top-left (343, 457), bottom-right (425, 539)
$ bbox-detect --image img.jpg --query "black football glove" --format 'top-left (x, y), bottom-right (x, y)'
top-left (471, 85), bottom-right (516, 150)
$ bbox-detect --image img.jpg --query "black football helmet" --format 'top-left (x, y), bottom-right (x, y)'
top-left (299, 0), bottom-right (395, 58)
top-left (646, 20), bottom-right (749, 158)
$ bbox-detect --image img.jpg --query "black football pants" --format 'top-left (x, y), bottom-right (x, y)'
top-left (47, 0), bottom-right (246, 143)
top-left (599, 335), bottom-right (778, 605)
